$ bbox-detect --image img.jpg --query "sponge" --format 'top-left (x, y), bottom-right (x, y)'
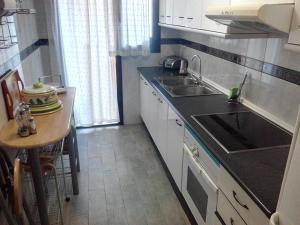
top-left (228, 87), bottom-right (239, 100)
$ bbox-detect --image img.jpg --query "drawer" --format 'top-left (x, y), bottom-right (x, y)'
top-left (217, 191), bottom-right (247, 225)
top-left (218, 166), bottom-right (269, 225)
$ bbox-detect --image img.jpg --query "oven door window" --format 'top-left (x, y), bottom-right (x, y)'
top-left (187, 167), bottom-right (208, 222)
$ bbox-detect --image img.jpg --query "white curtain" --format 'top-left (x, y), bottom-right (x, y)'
top-left (47, 0), bottom-right (153, 126)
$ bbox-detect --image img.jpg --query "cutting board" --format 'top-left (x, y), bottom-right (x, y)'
top-left (1, 70), bottom-right (24, 119)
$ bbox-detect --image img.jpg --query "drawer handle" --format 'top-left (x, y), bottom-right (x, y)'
top-left (158, 98), bottom-right (163, 103)
top-left (175, 119), bottom-right (182, 127)
top-left (233, 191), bottom-right (249, 210)
top-left (152, 91), bottom-right (157, 96)
top-left (230, 218), bottom-right (234, 225)
top-left (178, 16), bottom-right (184, 19)
top-left (140, 76), bottom-right (144, 80)
top-left (166, 16), bottom-right (171, 18)
top-left (187, 17), bottom-right (194, 20)
top-left (144, 82), bottom-right (148, 85)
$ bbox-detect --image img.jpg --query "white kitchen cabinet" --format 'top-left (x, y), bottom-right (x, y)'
top-left (285, 0), bottom-right (300, 52)
top-left (165, 0), bottom-right (174, 24)
top-left (202, 0), bottom-right (230, 33)
top-left (139, 74), bottom-right (169, 160)
top-left (172, 0), bottom-right (186, 26)
top-left (159, 0), bottom-right (166, 23)
top-left (148, 88), bottom-right (159, 143)
top-left (166, 106), bottom-right (185, 189)
top-left (173, 0), bottom-right (202, 29)
top-left (185, 0), bottom-right (202, 29)
top-left (140, 75), bottom-right (147, 121)
top-left (270, 108), bottom-right (300, 225)
top-left (156, 94), bottom-right (169, 160)
top-left (140, 75), bottom-right (152, 128)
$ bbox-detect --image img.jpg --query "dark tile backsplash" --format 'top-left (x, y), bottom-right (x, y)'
top-left (161, 38), bottom-right (300, 86)
top-left (0, 39), bottom-right (49, 79)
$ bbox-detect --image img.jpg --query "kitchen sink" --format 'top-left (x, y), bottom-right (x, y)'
top-left (167, 85), bottom-right (218, 97)
top-left (155, 75), bottom-right (222, 97)
top-left (155, 76), bottom-right (199, 86)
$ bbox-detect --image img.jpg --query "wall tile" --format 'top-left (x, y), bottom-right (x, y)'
top-left (265, 38), bottom-right (300, 72)
top-left (246, 39), bottom-right (267, 61)
top-left (253, 73), bottom-right (300, 127)
top-left (208, 36), bottom-right (249, 56)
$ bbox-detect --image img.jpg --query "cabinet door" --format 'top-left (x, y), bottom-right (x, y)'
top-left (159, 0), bottom-right (166, 23)
top-left (185, 0), bottom-right (202, 29)
top-left (165, 0), bottom-right (174, 24)
top-left (148, 89), bottom-right (159, 143)
top-left (156, 95), bottom-right (169, 160)
top-left (139, 75), bottom-right (147, 121)
top-left (202, 0), bottom-right (230, 33)
top-left (172, 0), bottom-right (186, 26)
top-left (166, 107), bottom-right (185, 190)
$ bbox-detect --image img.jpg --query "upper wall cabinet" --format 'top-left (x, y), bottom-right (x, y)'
top-left (172, 0), bottom-right (187, 26)
top-left (159, 0), bottom-right (166, 23)
top-left (159, 0), bottom-right (296, 38)
top-left (185, 0), bottom-right (202, 29)
top-left (165, 0), bottom-right (174, 24)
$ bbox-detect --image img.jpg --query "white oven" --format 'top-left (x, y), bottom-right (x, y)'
top-left (182, 128), bottom-right (220, 225)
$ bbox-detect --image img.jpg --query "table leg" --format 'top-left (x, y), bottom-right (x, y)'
top-left (28, 150), bottom-right (50, 225)
top-left (71, 114), bottom-right (80, 172)
top-left (68, 131), bottom-right (79, 195)
top-left (72, 126), bottom-right (80, 172)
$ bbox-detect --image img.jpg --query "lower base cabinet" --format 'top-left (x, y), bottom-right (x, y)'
top-left (156, 94), bottom-right (169, 160)
top-left (166, 107), bottom-right (185, 190)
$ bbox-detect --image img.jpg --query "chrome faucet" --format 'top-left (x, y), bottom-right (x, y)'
top-left (191, 55), bottom-right (202, 83)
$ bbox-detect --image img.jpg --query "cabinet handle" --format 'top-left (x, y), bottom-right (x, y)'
top-left (187, 17), bottom-right (194, 20)
top-left (158, 98), bottom-right (163, 103)
top-left (140, 76), bottom-right (144, 80)
top-left (160, 15), bottom-right (165, 17)
top-left (166, 16), bottom-right (171, 18)
top-left (233, 191), bottom-right (249, 210)
top-left (152, 91), bottom-right (157, 96)
top-left (175, 119), bottom-right (182, 127)
top-left (144, 82), bottom-right (147, 85)
top-left (230, 218), bottom-right (234, 225)
top-left (178, 16), bottom-right (184, 19)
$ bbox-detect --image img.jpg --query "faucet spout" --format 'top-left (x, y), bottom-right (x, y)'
top-left (191, 55), bottom-right (202, 82)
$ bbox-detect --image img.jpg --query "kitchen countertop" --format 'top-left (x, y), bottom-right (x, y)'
top-left (137, 66), bottom-right (290, 218)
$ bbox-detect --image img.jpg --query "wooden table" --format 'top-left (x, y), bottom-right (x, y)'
top-left (0, 87), bottom-right (80, 225)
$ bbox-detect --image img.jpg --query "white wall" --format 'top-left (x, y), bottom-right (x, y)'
top-left (122, 55), bottom-right (161, 124)
top-left (0, 0), bottom-right (49, 129)
top-left (162, 27), bottom-right (300, 131)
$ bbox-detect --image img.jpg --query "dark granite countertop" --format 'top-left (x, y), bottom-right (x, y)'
top-left (137, 66), bottom-right (290, 217)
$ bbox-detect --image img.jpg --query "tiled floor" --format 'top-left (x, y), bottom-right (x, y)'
top-left (64, 124), bottom-right (191, 225)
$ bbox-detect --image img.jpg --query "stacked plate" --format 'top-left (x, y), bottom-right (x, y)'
top-left (22, 84), bottom-right (63, 115)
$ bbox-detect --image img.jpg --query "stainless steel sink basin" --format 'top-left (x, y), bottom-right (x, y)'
top-left (167, 86), bottom-right (218, 97)
top-left (155, 76), bottom-right (222, 97)
top-left (155, 76), bottom-right (199, 87)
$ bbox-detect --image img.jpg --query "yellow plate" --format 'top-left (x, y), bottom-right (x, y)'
top-left (30, 99), bottom-right (59, 108)
top-left (30, 100), bottom-right (62, 112)
top-left (31, 104), bottom-right (63, 116)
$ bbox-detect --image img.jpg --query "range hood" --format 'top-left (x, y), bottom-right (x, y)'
top-left (206, 3), bottom-right (294, 35)
top-left (0, 0), bottom-right (36, 17)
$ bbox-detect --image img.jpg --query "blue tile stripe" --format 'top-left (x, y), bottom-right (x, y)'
top-left (161, 38), bottom-right (300, 86)
top-left (0, 39), bottom-right (49, 79)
